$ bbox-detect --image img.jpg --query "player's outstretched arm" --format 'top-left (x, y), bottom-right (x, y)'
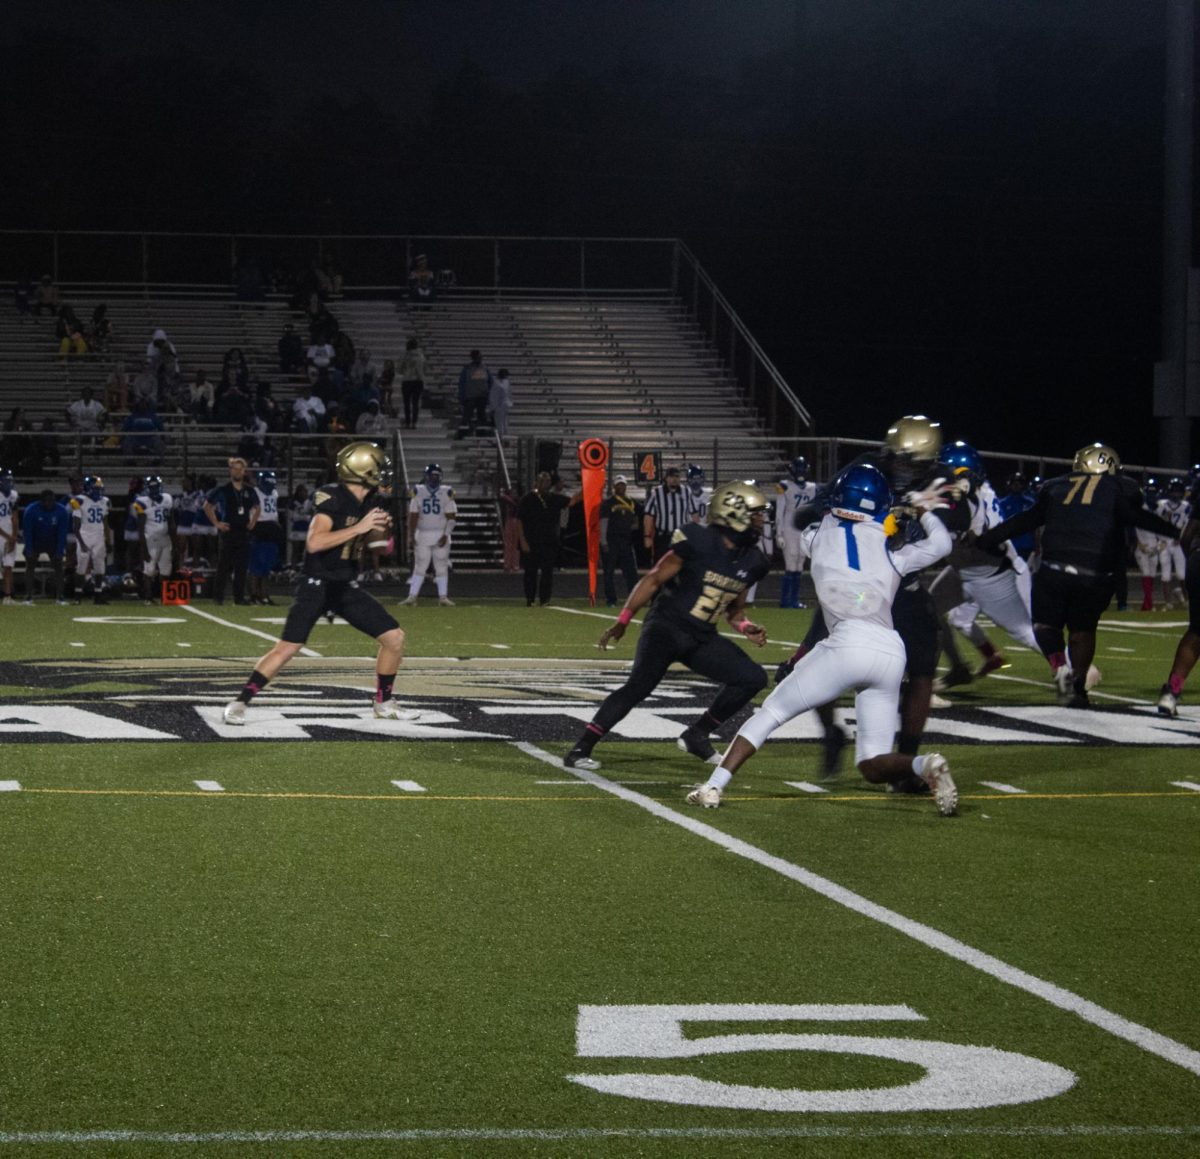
top-left (598, 551), bottom-right (684, 650)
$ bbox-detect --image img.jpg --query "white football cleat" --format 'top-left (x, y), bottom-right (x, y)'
top-left (400, 596), bottom-right (418, 606)
top-left (438, 596), bottom-right (456, 606)
top-left (921, 752), bottom-right (957, 817)
top-left (686, 785), bottom-right (722, 808)
top-left (373, 700), bottom-right (420, 721)
top-left (563, 751), bottom-right (600, 771)
top-left (1157, 686), bottom-right (1179, 718)
top-left (223, 701), bottom-right (246, 726)
top-left (1053, 666), bottom-right (1074, 703)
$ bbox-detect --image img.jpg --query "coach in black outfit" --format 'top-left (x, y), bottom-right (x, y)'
top-left (204, 457), bottom-right (260, 605)
top-left (517, 470), bottom-right (579, 606)
top-left (600, 474), bottom-right (641, 606)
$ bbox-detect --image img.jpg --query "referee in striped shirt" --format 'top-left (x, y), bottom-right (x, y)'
top-left (643, 466), bottom-right (699, 560)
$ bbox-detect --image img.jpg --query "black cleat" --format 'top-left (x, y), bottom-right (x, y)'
top-left (563, 748), bottom-right (600, 772)
top-left (1065, 690), bottom-right (1090, 709)
top-left (820, 724), bottom-right (848, 779)
top-left (933, 664), bottom-right (973, 693)
top-left (677, 727), bottom-right (719, 765)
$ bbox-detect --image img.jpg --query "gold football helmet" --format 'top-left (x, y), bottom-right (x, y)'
top-left (885, 415), bottom-right (943, 461)
top-left (708, 480), bottom-right (769, 532)
top-left (335, 441), bottom-right (390, 488)
top-left (1072, 443), bottom-right (1120, 476)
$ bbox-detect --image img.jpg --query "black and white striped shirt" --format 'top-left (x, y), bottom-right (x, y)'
top-left (644, 484), bottom-right (698, 537)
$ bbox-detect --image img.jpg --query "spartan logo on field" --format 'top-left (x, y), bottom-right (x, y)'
top-left (0, 658), bottom-right (1196, 746)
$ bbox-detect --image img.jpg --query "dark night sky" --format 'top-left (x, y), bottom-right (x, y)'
top-left (2, 1), bottom-right (1188, 466)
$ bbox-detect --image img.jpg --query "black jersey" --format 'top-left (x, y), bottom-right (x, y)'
top-left (647, 523), bottom-right (770, 635)
top-left (980, 472), bottom-right (1174, 575)
top-left (304, 482), bottom-right (377, 581)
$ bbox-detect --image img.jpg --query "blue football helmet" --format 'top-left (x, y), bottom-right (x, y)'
top-left (829, 464), bottom-right (891, 523)
top-left (257, 470), bottom-right (277, 493)
top-left (789, 455), bottom-right (810, 483)
top-left (0, 467), bottom-right (12, 495)
top-left (83, 474), bottom-right (105, 500)
top-left (144, 475), bottom-right (164, 500)
top-left (423, 463), bottom-right (442, 488)
top-left (686, 463), bottom-right (705, 494)
top-left (938, 441), bottom-right (984, 481)
top-left (1143, 477), bottom-right (1161, 506)
top-left (1166, 476), bottom-right (1186, 500)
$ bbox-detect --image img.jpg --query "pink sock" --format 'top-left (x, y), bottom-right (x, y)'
top-left (1169, 674), bottom-right (1184, 696)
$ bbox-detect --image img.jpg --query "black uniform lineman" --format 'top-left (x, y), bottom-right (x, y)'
top-left (977, 442), bottom-right (1179, 706)
top-left (223, 442), bottom-right (413, 725)
top-left (564, 481), bottom-right (771, 771)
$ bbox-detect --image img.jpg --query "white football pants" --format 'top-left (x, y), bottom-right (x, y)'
top-left (949, 566), bottom-right (1039, 651)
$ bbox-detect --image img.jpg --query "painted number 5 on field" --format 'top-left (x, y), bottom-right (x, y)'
top-left (568, 1004), bottom-right (1076, 1112)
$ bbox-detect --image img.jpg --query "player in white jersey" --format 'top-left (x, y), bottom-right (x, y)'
top-left (70, 475), bottom-right (112, 603)
top-left (287, 483), bottom-right (313, 568)
top-left (688, 465), bottom-right (959, 816)
top-left (0, 467), bottom-right (19, 604)
top-left (1156, 479), bottom-right (1192, 608)
top-left (932, 442), bottom-right (1043, 683)
top-left (776, 455), bottom-right (818, 608)
top-left (134, 475), bottom-right (175, 603)
top-left (402, 463), bottom-right (457, 606)
top-left (249, 470), bottom-right (285, 605)
top-left (685, 464), bottom-right (712, 522)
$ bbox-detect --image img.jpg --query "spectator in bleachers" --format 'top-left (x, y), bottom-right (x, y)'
top-left (131, 364), bottom-right (160, 409)
top-left (33, 275), bottom-right (59, 318)
top-left (66, 386), bottom-right (106, 435)
top-left (331, 331), bottom-right (355, 385)
top-left (188, 371), bottom-right (214, 422)
top-left (255, 384), bottom-right (285, 434)
top-left (308, 302), bottom-right (338, 345)
top-left (14, 277), bottom-right (33, 318)
top-left (490, 368), bottom-right (513, 438)
top-left (56, 305), bottom-right (88, 357)
top-left (88, 304), bottom-right (113, 353)
top-left (146, 329), bottom-right (179, 378)
top-left (292, 383), bottom-right (326, 433)
top-left (398, 339), bottom-right (426, 428)
top-left (277, 323), bottom-right (304, 374)
top-left (306, 339), bottom-right (335, 384)
top-left (377, 358), bottom-right (397, 418)
top-left (237, 411), bottom-right (270, 466)
top-left (355, 398), bottom-right (387, 437)
top-left (21, 490), bottom-right (70, 603)
top-left (33, 417), bottom-right (62, 471)
top-left (457, 349), bottom-right (493, 439)
top-left (2, 408), bottom-right (36, 474)
top-left (104, 360), bottom-right (130, 412)
top-left (350, 347), bottom-right (376, 391)
top-left (408, 254), bottom-right (436, 306)
top-left (222, 348), bottom-right (250, 390)
top-left (120, 399), bottom-right (164, 460)
top-left (214, 377), bottom-right (253, 427)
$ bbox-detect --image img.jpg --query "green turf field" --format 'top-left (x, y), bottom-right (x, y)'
top-left (0, 597), bottom-right (1197, 1156)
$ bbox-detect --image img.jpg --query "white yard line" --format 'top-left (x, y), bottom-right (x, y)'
top-left (1171, 781), bottom-right (1200, 793)
top-left (390, 780), bottom-right (427, 793)
top-left (511, 740), bottom-right (1200, 1079)
top-left (0, 781), bottom-right (21, 792)
top-left (0, 1125), bottom-right (1196, 1145)
top-left (180, 604), bottom-right (321, 658)
top-left (785, 780), bottom-right (830, 794)
top-left (979, 781), bottom-right (1027, 794)
top-left (193, 781), bottom-right (224, 792)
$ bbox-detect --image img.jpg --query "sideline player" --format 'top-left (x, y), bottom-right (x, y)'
top-left (249, 470), bottom-right (285, 605)
top-left (1134, 478), bottom-right (1165, 611)
top-left (223, 442), bottom-right (413, 725)
top-left (1156, 480), bottom-right (1199, 717)
top-left (0, 467), bottom-right (19, 605)
top-left (71, 474), bottom-right (112, 604)
top-left (776, 456), bottom-right (816, 608)
top-left (563, 481), bottom-right (771, 771)
top-left (977, 443), bottom-right (1178, 707)
top-left (403, 463), bottom-right (457, 606)
top-left (1155, 478), bottom-right (1192, 609)
top-left (687, 466), bottom-right (958, 815)
top-left (135, 475), bottom-right (175, 604)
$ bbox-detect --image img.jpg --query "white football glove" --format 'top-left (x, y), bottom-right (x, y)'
top-left (903, 478), bottom-right (955, 514)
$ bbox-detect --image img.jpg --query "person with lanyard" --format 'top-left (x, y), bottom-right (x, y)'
top-left (223, 442), bottom-right (414, 725)
top-left (600, 475), bottom-right (642, 606)
top-left (516, 470), bottom-right (579, 607)
top-left (203, 457), bottom-right (260, 606)
top-left (643, 465), bottom-right (699, 561)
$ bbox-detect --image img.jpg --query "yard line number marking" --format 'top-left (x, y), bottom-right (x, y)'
top-left (511, 740), bottom-right (1200, 1079)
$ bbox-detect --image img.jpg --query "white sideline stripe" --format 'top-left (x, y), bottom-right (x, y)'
top-left (1171, 781), bottom-right (1200, 793)
top-left (193, 781), bottom-right (223, 792)
top-left (1107, 647), bottom-right (1136, 653)
top-left (180, 604), bottom-right (321, 658)
top-left (979, 781), bottom-right (1027, 794)
top-left (785, 780), bottom-right (829, 794)
top-left (510, 740), bottom-right (1200, 1078)
top-left (0, 1125), bottom-right (1196, 1145)
top-left (545, 605), bottom-right (802, 649)
top-left (391, 780), bottom-right (426, 793)
top-left (0, 781), bottom-right (21, 792)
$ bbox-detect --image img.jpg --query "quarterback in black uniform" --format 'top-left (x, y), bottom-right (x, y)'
top-left (977, 442), bottom-right (1179, 707)
top-left (563, 481), bottom-right (771, 771)
top-left (223, 442), bottom-right (413, 724)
